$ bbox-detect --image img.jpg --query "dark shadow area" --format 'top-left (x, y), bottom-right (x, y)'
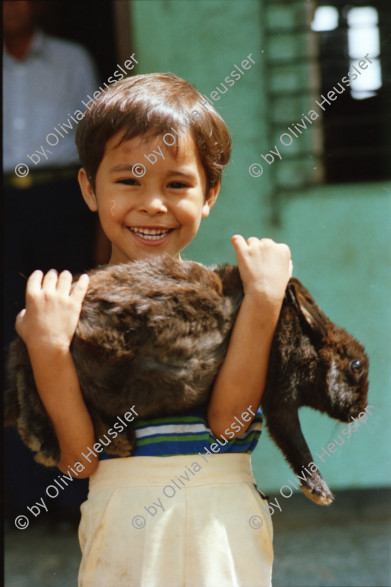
top-left (316, 0), bottom-right (391, 183)
top-left (38, 0), bottom-right (118, 81)
top-left (2, 0), bottom-right (122, 533)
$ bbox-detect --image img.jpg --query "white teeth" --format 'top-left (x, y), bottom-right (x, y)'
top-left (131, 227), bottom-right (170, 240)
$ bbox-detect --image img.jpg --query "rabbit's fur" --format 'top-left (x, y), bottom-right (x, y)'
top-left (5, 255), bottom-right (369, 505)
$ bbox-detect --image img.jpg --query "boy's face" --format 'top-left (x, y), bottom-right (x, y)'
top-left (79, 131), bottom-right (219, 264)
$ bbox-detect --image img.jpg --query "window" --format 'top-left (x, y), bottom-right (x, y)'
top-left (263, 0), bottom-right (391, 200)
top-left (311, 0), bottom-right (391, 183)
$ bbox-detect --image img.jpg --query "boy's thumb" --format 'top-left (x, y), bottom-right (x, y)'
top-left (231, 234), bottom-right (245, 246)
top-left (231, 234), bottom-right (246, 256)
top-left (16, 308), bottom-right (26, 321)
top-left (15, 308), bottom-right (26, 335)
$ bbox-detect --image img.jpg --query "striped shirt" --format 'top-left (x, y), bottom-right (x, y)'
top-left (101, 406), bottom-right (263, 459)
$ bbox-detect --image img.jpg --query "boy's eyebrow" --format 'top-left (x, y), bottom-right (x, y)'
top-left (109, 164), bottom-right (134, 174)
top-left (166, 169), bottom-right (198, 180)
top-left (109, 164), bottom-right (198, 181)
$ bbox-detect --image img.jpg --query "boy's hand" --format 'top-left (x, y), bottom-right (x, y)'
top-left (15, 269), bottom-right (89, 352)
top-left (15, 269), bottom-right (97, 477)
top-left (231, 235), bottom-right (292, 302)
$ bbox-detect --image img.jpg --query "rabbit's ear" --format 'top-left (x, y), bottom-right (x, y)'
top-left (286, 278), bottom-right (328, 338)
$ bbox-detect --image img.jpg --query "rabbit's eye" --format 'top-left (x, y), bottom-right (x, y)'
top-left (350, 359), bottom-right (363, 375)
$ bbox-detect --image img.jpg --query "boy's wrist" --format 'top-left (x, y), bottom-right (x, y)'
top-left (26, 340), bottom-right (71, 362)
top-left (241, 290), bottom-right (284, 332)
top-left (243, 287), bottom-right (285, 309)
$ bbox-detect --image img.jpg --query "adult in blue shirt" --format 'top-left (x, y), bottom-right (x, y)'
top-left (3, 0), bottom-right (104, 526)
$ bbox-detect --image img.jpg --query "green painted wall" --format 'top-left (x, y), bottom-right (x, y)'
top-left (130, 0), bottom-right (390, 493)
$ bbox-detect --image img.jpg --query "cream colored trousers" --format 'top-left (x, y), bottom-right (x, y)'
top-left (78, 453), bottom-right (273, 587)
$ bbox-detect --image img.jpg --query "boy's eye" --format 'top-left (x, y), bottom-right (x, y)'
top-left (116, 178), bottom-right (139, 186)
top-left (168, 181), bottom-right (189, 189)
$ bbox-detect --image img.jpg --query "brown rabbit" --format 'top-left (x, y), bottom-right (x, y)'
top-left (5, 255), bottom-right (369, 505)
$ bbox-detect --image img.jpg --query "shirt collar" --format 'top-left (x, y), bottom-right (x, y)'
top-left (4, 29), bottom-right (46, 62)
top-left (24, 29), bottom-right (45, 57)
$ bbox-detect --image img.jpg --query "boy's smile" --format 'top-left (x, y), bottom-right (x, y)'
top-left (79, 131), bottom-right (219, 264)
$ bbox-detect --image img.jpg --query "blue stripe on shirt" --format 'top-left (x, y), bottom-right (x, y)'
top-left (100, 406), bottom-right (262, 459)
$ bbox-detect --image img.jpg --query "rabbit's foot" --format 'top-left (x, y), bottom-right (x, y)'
top-left (300, 478), bottom-right (334, 505)
top-left (18, 424), bottom-right (59, 468)
top-left (104, 433), bottom-right (134, 457)
top-left (34, 452), bottom-right (58, 468)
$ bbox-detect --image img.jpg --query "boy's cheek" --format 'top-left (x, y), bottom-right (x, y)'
top-left (109, 199), bottom-right (118, 216)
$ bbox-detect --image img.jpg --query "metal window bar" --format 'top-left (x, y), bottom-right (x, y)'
top-left (262, 0), bottom-right (391, 223)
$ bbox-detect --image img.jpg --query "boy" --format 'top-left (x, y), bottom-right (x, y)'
top-left (16, 73), bottom-right (292, 585)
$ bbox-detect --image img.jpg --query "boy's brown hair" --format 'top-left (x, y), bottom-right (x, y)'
top-left (75, 73), bottom-right (232, 194)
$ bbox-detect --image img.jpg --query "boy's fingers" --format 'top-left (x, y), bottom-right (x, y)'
top-left (25, 270), bottom-right (44, 298)
top-left (42, 269), bottom-right (58, 291)
top-left (71, 274), bottom-right (90, 300)
top-left (15, 308), bottom-right (26, 322)
top-left (26, 269), bottom-right (43, 287)
top-left (231, 234), bottom-right (246, 254)
top-left (56, 270), bottom-right (73, 292)
top-left (15, 308), bottom-right (26, 335)
top-left (246, 236), bottom-right (260, 246)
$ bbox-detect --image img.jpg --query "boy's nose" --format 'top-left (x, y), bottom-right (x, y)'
top-left (138, 194), bottom-right (168, 215)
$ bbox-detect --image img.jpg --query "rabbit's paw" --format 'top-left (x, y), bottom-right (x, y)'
top-left (34, 452), bottom-right (58, 468)
top-left (300, 478), bottom-right (334, 505)
top-left (18, 423), bottom-right (59, 467)
top-left (104, 433), bottom-right (134, 457)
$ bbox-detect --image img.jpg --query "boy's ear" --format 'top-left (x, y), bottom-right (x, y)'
top-left (202, 181), bottom-right (220, 218)
top-left (78, 168), bottom-right (98, 212)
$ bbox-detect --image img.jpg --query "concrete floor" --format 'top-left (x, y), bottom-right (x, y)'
top-left (4, 488), bottom-right (391, 587)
